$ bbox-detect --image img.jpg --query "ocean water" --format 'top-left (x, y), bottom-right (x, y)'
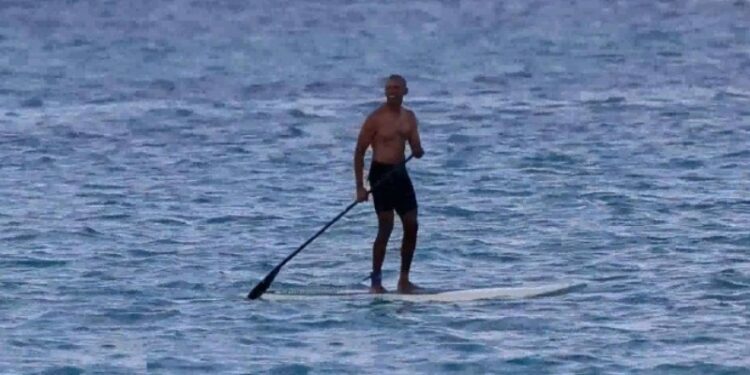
top-left (1, 0), bottom-right (749, 373)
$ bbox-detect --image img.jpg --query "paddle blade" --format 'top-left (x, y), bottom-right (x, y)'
top-left (247, 269), bottom-right (279, 300)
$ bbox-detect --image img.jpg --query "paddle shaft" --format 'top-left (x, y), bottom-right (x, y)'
top-left (247, 155), bottom-right (414, 300)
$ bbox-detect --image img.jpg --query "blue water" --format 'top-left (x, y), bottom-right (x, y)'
top-left (1, 0), bottom-right (749, 373)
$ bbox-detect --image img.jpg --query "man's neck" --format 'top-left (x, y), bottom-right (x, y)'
top-left (385, 103), bottom-right (402, 112)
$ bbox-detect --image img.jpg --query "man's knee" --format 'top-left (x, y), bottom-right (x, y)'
top-left (377, 223), bottom-right (394, 237)
top-left (377, 211), bottom-right (394, 233)
top-left (401, 211), bottom-right (418, 233)
top-left (405, 220), bottom-right (418, 235)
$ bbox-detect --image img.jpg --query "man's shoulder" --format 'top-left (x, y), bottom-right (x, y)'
top-left (365, 105), bottom-right (387, 121)
top-left (402, 107), bottom-right (417, 120)
top-left (370, 104), bottom-right (387, 115)
top-left (366, 105), bottom-right (415, 122)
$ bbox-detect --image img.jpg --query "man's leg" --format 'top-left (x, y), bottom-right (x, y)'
top-left (397, 209), bottom-right (418, 293)
top-left (371, 210), bottom-right (394, 293)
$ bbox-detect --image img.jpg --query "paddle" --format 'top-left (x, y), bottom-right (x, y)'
top-left (247, 155), bottom-right (415, 300)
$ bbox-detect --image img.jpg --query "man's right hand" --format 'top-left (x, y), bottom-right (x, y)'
top-left (356, 186), bottom-right (369, 202)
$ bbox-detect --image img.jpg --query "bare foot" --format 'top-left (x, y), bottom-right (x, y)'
top-left (369, 285), bottom-right (387, 294)
top-left (397, 280), bottom-right (421, 294)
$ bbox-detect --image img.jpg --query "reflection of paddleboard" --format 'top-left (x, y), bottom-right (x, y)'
top-left (263, 282), bottom-right (585, 303)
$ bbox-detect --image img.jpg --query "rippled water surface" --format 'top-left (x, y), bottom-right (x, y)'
top-left (1, 0), bottom-right (749, 373)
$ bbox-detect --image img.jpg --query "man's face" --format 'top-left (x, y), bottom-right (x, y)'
top-left (384, 79), bottom-right (406, 103)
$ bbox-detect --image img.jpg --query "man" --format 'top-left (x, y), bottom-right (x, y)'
top-left (354, 74), bottom-right (425, 294)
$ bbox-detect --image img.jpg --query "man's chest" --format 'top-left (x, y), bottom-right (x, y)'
top-left (374, 116), bottom-right (410, 140)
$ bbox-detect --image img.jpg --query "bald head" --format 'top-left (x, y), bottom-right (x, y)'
top-left (388, 74), bottom-right (407, 87)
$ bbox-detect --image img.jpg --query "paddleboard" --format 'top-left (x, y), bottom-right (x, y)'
top-left (263, 281), bottom-right (584, 302)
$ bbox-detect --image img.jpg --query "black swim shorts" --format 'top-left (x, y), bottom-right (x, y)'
top-left (368, 160), bottom-right (418, 216)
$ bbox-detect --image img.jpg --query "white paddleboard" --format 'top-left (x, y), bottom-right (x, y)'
top-left (263, 281), bottom-right (584, 302)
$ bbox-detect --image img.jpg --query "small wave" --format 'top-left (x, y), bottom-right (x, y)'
top-left (473, 75), bottom-right (508, 85)
top-left (1, 232), bottom-right (39, 242)
top-left (714, 88), bottom-right (750, 100)
top-left (710, 278), bottom-right (749, 290)
top-left (192, 195), bottom-right (220, 204)
top-left (268, 364), bottom-right (312, 374)
top-left (288, 108), bottom-right (324, 119)
top-left (1, 133), bottom-right (39, 147)
top-left (175, 108), bottom-right (193, 117)
top-left (171, 158), bottom-right (209, 169)
top-left (583, 96), bottom-right (626, 105)
top-left (20, 97), bottom-right (44, 108)
top-left (99, 308), bottom-right (180, 324)
top-left (158, 280), bottom-right (205, 290)
top-left (150, 79), bottom-right (176, 92)
top-left (146, 239), bottom-right (195, 246)
top-left (81, 183), bottom-right (126, 190)
top-left (710, 269), bottom-right (750, 290)
top-left (78, 213), bottom-right (131, 221)
top-left (446, 134), bottom-right (476, 144)
top-left (81, 270), bottom-right (115, 280)
top-left (721, 149), bottom-right (750, 158)
top-left (52, 127), bottom-right (107, 140)
top-left (665, 157), bottom-right (704, 169)
top-left (74, 192), bottom-right (127, 200)
top-left (204, 214), bottom-right (279, 224)
top-left (657, 50), bottom-right (682, 58)
top-left (303, 81), bottom-right (334, 93)
top-left (79, 226), bottom-right (102, 237)
top-left (694, 234), bottom-right (750, 247)
top-left (226, 146), bottom-right (249, 154)
top-left (146, 218), bottom-right (190, 226)
top-left (678, 173), bottom-right (715, 182)
top-left (590, 53), bottom-right (626, 63)
top-left (241, 82), bottom-right (287, 99)
top-left (659, 335), bottom-right (724, 345)
top-left (700, 292), bottom-right (750, 302)
top-left (433, 205), bottom-right (478, 218)
top-left (128, 248), bottom-right (175, 258)
top-left (39, 366), bottom-right (84, 375)
top-left (519, 151), bottom-right (578, 168)
top-left (86, 96), bottom-right (122, 105)
top-left (644, 362), bottom-right (749, 375)
top-left (2, 258), bottom-right (67, 268)
top-left (518, 167), bottom-right (568, 175)
top-left (659, 110), bottom-right (691, 119)
top-left (279, 124), bottom-right (307, 138)
top-left (35, 155), bottom-right (55, 164)
top-left (147, 356), bottom-right (220, 372)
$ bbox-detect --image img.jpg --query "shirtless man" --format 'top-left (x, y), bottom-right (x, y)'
top-left (354, 74), bottom-right (425, 294)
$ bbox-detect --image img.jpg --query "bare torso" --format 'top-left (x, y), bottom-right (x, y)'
top-left (370, 105), bottom-right (415, 164)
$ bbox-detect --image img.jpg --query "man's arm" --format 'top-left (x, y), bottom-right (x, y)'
top-left (354, 116), bottom-right (376, 191)
top-left (408, 111), bottom-right (424, 158)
